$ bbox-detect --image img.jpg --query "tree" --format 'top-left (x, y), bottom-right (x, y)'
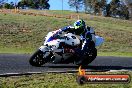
top-left (108, 0), bottom-right (129, 19)
top-left (91, 0), bottom-right (101, 14)
top-left (83, 0), bottom-right (93, 13)
top-left (68, 0), bottom-right (83, 13)
top-left (3, 3), bottom-right (10, 9)
top-left (83, 0), bottom-right (107, 15)
top-left (3, 2), bottom-right (14, 9)
top-left (17, 0), bottom-right (50, 9)
top-left (0, 0), bottom-right (6, 8)
top-left (100, 0), bottom-right (107, 10)
top-left (124, 0), bottom-right (132, 18)
top-left (109, 0), bottom-right (119, 12)
top-left (28, 0), bottom-right (35, 8)
top-left (0, 0), bottom-right (15, 9)
top-left (10, 2), bottom-right (15, 9)
top-left (39, 0), bottom-right (50, 9)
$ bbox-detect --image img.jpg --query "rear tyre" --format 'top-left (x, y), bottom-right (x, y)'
top-left (83, 48), bottom-right (97, 65)
top-left (29, 50), bottom-right (45, 67)
top-left (76, 48), bottom-right (97, 66)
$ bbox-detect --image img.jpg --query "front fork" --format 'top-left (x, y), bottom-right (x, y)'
top-left (39, 45), bottom-right (54, 62)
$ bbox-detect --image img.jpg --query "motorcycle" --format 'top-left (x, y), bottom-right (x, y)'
top-left (29, 30), bottom-right (104, 67)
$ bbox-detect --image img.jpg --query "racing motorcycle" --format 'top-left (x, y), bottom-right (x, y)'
top-left (29, 30), bottom-right (104, 67)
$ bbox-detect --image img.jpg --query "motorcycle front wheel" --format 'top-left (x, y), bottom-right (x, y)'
top-left (29, 50), bottom-right (45, 67)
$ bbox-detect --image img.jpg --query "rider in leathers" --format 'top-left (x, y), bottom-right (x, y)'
top-left (53, 19), bottom-right (96, 56)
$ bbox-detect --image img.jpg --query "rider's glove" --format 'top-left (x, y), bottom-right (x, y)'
top-left (61, 26), bottom-right (72, 32)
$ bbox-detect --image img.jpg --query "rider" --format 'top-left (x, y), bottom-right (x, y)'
top-left (53, 19), bottom-right (96, 56)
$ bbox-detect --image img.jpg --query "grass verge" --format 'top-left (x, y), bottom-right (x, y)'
top-left (0, 72), bottom-right (132, 88)
top-left (0, 47), bottom-right (131, 57)
top-left (98, 52), bottom-right (132, 57)
top-left (0, 10), bottom-right (132, 57)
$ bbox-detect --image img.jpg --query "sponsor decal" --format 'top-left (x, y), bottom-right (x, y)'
top-left (77, 66), bottom-right (131, 84)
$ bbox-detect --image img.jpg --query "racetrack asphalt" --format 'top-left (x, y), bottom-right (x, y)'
top-left (0, 53), bottom-right (132, 74)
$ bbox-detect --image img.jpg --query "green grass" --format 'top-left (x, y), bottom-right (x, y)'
top-left (98, 52), bottom-right (132, 57)
top-left (22, 9), bottom-right (76, 16)
top-left (0, 72), bottom-right (132, 88)
top-left (0, 47), bottom-right (34, 54)
top-left (0, 47), bottom-right (132, 57)
top-left (0, 10), bottom-right (132, 56)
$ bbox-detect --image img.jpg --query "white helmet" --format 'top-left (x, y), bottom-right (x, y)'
top-left (64, 33), bottom-right (80, 46)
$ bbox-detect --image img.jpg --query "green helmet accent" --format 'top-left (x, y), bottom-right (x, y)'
top-left (74, 19), bottom-right (85, 30)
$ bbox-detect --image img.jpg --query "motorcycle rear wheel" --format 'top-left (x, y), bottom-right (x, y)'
top-left (76, 48), bottom-right (97, 66)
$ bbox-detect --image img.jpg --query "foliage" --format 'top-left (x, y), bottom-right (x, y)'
top-left (83, 0), bottom-right (107, 14)
top-left (68, 0), bottom-right (83, 13)
top-left (83, 0), bottom-right (93, 13)
top-left (107, 0), bottom-right (129, 19)
top-left (17, 0), bottom-right (50, 9)
top-left (81, 0), bottom-right (130, 19)
top-left (3, 2), bottom-right (14, 9)
top-left (123, 0), bottom-right (132, 17)
top-left (0, 0), bottom-right (5, 8)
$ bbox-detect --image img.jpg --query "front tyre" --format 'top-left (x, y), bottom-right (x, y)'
top-left (29, 50), bottom-right (45, 67)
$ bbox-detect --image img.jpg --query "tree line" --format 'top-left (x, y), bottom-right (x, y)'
top-left (0, 0), bottom-right (50, 9)
top-left (0, 0), bottom-right (132, 20)
top-left (68, 0), bottom-right (132, 20)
